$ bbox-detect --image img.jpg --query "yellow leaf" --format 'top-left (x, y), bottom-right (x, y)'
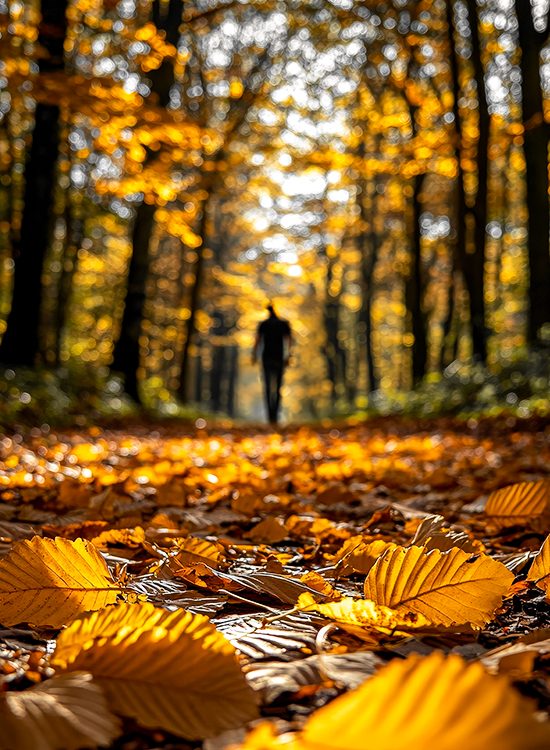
top-left (485, 481), bottom-right (550, 528)
top-left (527, 534), bottom-right (550, 593)
top-left (0, 672), bottom-right (120, 750)
top-left (297, 593), bottom-right (431, 642)
top-left (363, 546), bottom-right (513, 627)
top-left (298, 652), bottom-right (550, 750)
top-left (52, 602), bottom-right (258, 739)
top-left (0, 537), bottom-right (120, 628)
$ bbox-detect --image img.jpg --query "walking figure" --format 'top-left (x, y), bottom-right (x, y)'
top-left (253, 305), bottom-right (292, 424)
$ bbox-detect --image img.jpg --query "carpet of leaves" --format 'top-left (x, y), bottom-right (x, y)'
top-left (2, 414), bottom-right (550, 749)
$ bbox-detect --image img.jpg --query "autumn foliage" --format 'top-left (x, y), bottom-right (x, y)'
top-left (0, 417), bottom-right (550, 747)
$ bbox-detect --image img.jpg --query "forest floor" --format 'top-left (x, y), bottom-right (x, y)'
top-left (2, 415), bottom-right (550, 748)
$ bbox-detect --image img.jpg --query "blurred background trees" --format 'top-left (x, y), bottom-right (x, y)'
top-left (0, 0), bottom-right (549, 423)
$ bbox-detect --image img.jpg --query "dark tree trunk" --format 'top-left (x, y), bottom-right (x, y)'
top-left (465, 0), bottom-right (489, 361)
top-left (0, 0), bottom-right (68, 365)
top-left (178, 202), bottom-right (207, 402)
top-left (110, 0), bottom-right (182, 400)
top-left (405, 172), bottom-right (428, 384)
top-left (358, 177), bottom-right (378, 394)
top-left (111, 201), bottom-right (156, 400)
top-left (516, 2), bottom-right (550, 343)
top-left (55, 208), bottom-right (83, 364)
top-left (226, 344), bottom-right (238, 417)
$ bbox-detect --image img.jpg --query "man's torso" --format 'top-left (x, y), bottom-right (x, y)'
top-left (258, 317), bottom-right (290, 362)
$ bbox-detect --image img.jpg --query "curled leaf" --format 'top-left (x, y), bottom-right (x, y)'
top-left (297, 593), bottom-right (432, 642)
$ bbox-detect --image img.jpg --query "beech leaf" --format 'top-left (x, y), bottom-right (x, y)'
top-left (0, 536), bottom-right (120, 628)
top-left (299, 652), bottom-right (550, 750)
top-left (0, 672), bottom-right (120, 750)
top-left (363, 545), bottom-right (513, 627)
top-left (485, 481), bottom-right (550, 528)
top-left (52, 602), bottom-right (258, 739)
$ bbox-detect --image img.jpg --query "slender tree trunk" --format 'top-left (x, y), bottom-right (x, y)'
top-left (0, 0), bottom-right (68, 365)
top-left (55, 207), bottom-right (83, 364)
top-left (465, 0), bottom-right (489, 361)
top-left (226, 344), bottom-right (238, 417)
top-left (516, 3), bottom-right (550, 343)
top-left (446, 0), bottom-right (489, 362)
top-left (178, 200), bottom-right (208, 402)
top-left (358, 182), bottom-right (378, 393)
top-left (110, 0), bottom-right (182, 400)
top-left (405, 171), bottom-right (428, 384)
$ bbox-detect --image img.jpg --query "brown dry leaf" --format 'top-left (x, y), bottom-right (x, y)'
top-left (334, 537), bottom-right (397, 575)
top-left (297, 592), bottom-right (432, 642)
top-left (52, 602), bottom-right (258, 739)
top-left (91, 526), bottom-right (146, 549)
top-left (173, 537), bottom-right (225, 568)
top-left (481, 637), bottom-right (550, 677)
top-left (245, 517), bottom-right (288, 544)
top-left (291, 652), bottom-right (550, 750)
top-left (485, 481), bottom-right (550, 529)
top-left (527, 534), bottom-right (550, 593)
top-left (0, 672), bottom-right (120, 750)
top-left (364, 545), bottom-right (513, 627)
top-left (299, 571), bottom-right (340, 600)
top-left (0, 536), bottom-right (120, 628)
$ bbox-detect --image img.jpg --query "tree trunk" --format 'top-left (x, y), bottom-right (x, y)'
top-left (406, 172), bottom-right (428, 384)
top-left (358, 193), bottom-right (378, 394)
top-left (465, 0), bottom-right (489, 361)
top-left (55, 208), bottom-right (83, 365)
top-left (0, 0), bottom-right (68, 365)
top-left (178, 201), bottom-right (208, 402)
top-left (516, 2), bottom-right (550, 343)
top-left (226, 344), bottom-right (238, 417)
top-left (110, 0), bottom-right (182, 400)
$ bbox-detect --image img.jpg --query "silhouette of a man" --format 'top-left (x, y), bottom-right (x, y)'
top-left (253, 305), bottom-right (292, 424)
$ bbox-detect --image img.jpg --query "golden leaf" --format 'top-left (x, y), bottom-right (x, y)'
top-left (527, 534), bottom-right (550, 593)
top-left (363, 545), bottom-right (513, 627)
top-left (297, 593), bottom-right (432, 642)
top-left (298, 652), bottom-right (550, 750)
top-left (485, 481), bottom-right (550, 528)
top-left (52, 602), bottom-right (258, 739)
top-left (0, 672), bottom-right (120, 750)
top-left (0, 536), bottom-right (120, 628)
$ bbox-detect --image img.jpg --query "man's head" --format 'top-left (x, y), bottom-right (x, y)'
top-left (267, 304), bottom-right (276, 316)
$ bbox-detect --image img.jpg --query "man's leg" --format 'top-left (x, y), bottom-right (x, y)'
top-left (274, 362), bottom-right (284, 423)
top-left (262, 361), bottom-right (272, 422)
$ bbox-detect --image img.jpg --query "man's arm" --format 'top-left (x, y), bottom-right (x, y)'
top-left (284, 324), bottom-right (292, 366)
top-left (252, 330), bottom-right (262, 364)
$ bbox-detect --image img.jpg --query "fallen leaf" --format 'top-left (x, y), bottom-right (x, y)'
top-left (245, 517), bottom-right (288, 544)
top-left (0, 672), bottom-right (120, 750)
top-left (52, 602), bottom-right (258, 739)
top-left (298, 652), bottom-right (550, 750)
top-left (0, 536), bottom-right (120, 628)
top-left (297, 592), bottom-right (432, 642)
top-left (485, 481), bottom-right (550, 529)
top-left (363, 545), bottom-right (513, 627)
top-left (527, 534), bottom-right (550, 593)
